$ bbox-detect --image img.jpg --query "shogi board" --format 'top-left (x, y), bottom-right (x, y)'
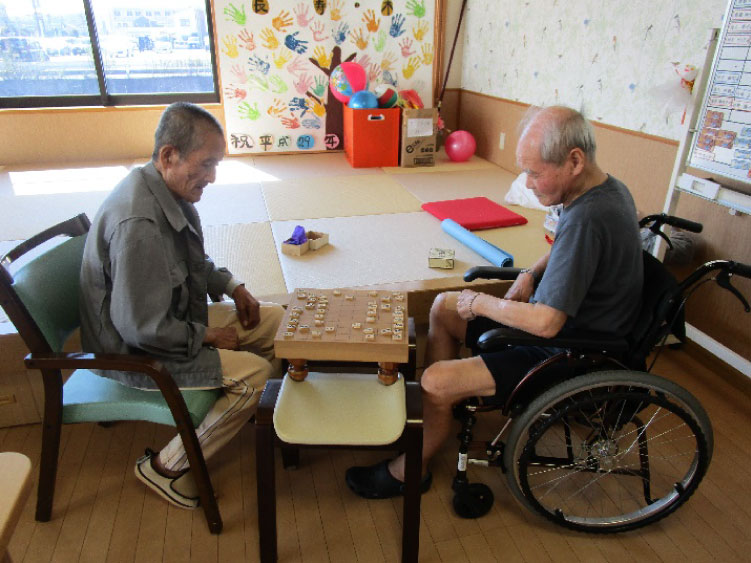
top-left (274, 288), bottom-right (409, 363)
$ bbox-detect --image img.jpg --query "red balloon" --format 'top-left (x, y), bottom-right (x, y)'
top-left (445, 130), bottom-right (476, 162)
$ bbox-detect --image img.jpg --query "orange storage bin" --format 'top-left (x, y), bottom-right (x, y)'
top-left (343, 106), bottom-right (400, 167)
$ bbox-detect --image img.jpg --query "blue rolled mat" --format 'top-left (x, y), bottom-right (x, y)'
top-left (441, 218), bottom-right (514, 267)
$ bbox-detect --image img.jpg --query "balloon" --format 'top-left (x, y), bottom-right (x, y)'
top-left (445, 130), bottom-right (476, 162)
top-left (329, 62), bottom-right (368, 103)
top-left (348, 90), bottom-right (379, 109)
top-left (373, 84), bottom-right (399, 108)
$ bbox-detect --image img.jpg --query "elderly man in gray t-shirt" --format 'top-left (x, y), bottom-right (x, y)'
top-left (346, 105), bottom-right (644, 499)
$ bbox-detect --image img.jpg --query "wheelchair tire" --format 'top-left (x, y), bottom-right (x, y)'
top-left (502, 370), bottom-right (713, 533)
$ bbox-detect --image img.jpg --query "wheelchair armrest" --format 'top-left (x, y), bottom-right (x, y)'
top-left (464, 266), bottom-right (522, 282)
top-left (477, 327), bottom-right (630, 353)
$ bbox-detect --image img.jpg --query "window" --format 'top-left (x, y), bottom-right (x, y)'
top-left (0, 0), bottom-right (218, 108)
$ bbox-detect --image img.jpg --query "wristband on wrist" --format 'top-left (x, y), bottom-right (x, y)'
top-left (468, 294), bottom-right (478, 318)
top-left (519, 268), bottom-right (539, 283)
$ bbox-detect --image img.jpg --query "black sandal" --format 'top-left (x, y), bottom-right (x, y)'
top-left (345, 460), bottom-right (432, 499)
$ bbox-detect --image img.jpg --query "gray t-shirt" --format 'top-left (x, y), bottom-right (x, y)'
top-left (531, 175), bottom-right (643, 336)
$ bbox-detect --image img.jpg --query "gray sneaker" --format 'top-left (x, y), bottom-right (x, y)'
top-left (134, 449), bottom-right (200, 509)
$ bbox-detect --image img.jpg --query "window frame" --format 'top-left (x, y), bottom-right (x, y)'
top-left (0, 0), bottom-right (219, 109)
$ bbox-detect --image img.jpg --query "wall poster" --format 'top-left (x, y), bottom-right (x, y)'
top-left (689, 0), bottom-right (751, 192)
top-left (213, 0), bottom-right (437, 154)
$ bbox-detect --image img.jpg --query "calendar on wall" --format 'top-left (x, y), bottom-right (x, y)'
top-left (689, 0), bottom-right (751, 193)
top-left (213, 0), bottom-right (437, 155)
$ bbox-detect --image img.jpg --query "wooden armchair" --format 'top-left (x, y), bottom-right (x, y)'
top-left (0, 214), bottom-right (223, 534)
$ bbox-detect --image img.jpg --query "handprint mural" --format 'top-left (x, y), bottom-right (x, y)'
top-left (215, 0), bottom-right (436, 154)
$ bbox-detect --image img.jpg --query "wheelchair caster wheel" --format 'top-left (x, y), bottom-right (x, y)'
top-left (452, 483), bottom-right (494, 519)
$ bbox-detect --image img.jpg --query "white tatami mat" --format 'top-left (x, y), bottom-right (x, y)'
top-left (0, 152), bottom-right (545, 310)
top-left (203, 222), bottom-right (287, 297)
top-left (270, 211), bottom-right (548, 291)
top-left (0, 191), bottom-right (111, 240)
top-left (195, 183), bottom-right (268, 226)
top-left (245, 152), bottom-right (385, 180)
top-left (262, 174), bottom-right (423, 221)
top-left (392, 167), bottom-right (520, 204)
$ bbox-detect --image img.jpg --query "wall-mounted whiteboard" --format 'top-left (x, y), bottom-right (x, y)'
top-left (688, 0), bottom-right (751, 194)
top-left (213, 0), bottom-right (437, 155)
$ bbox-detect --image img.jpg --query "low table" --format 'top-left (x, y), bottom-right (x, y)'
top-left (274, 288), bottom-right (410, 385)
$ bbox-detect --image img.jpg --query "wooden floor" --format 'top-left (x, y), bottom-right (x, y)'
top-left (3, 345), bottom-right (751, 563)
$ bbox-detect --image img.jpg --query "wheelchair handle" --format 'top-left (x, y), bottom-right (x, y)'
top-left (678, 260), bottom-right (751, 313)
top-left (730, 261), bottom-right (751, 279)
top-left (639, 213), bottom-right (703, 233)
top-left (464, 266), bottom-right (522, 282)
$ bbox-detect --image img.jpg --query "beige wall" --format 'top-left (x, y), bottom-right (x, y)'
top-left (0, 105), bottom-right (225, 167)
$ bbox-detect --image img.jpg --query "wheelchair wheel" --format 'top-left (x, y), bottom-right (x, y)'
top-left (453, 483), bottom-right (494, 519)
top-left (503, 370), bottom-right (713, 533)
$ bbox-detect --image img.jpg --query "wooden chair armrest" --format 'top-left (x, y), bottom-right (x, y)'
top-left (24, 351), bottom-right (186, 393)
top-left (1, 214), bottom-right (90, 266)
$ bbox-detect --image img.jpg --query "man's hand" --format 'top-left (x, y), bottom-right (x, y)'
top-left (232, 285), bottom-right (261, 330)
top-left (204, 327), bottom-right (240, 350)
top-left (504, 273), bottom-right (535, 303)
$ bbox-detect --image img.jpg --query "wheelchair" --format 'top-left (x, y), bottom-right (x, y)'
top-left (450, 213), bottom-right (751, 533)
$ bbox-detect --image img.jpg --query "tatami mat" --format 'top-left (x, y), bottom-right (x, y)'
top-left (0, 153), bottom-right (547, 317)
top-left (203, 222), bottom-right (287, 298)
top-left (270, 211), bottom-right (548, 291)
top-left (393, 167), bottom-right (519, 204)
top-left (244, 152), bottom-right (384, 180)
top-left (262, 174), bottom-right (422, 221)
top-left (383, 151), bottom-right (498, 175)
top-left (0, 191), bottom-right (110, 240)
top-left (195, 183), bottom-right (268, 226)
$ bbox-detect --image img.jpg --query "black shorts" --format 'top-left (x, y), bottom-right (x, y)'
top-left (466, 316), bottom-right (564, 404)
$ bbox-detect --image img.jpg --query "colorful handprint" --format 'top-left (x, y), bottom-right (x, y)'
top-left (260, 28), bottom-right (279, 50)
top-left (363, 10), bottom-right (380, 33)
top-left (238, 29), bottom-right (255, 51)
top-left (294, 3), bottom-right (313, 27)
top-left (310, 20), bottom-right (329, 42)
top-left (238, 101), bottom-right (261, 120)
top-left (402, 56), bottom-right (421, 79)
top-left (221, 35), bottom-right (239, 58)
top-left (272, 10), bottom-right (293, 32)
top-left (294, 73), bottom-right (314, 95)
top-left (421, 43), bottom-right (433, 66)
top-left (399, 37), bottom-right (414, 57)
top-left (285, 32), bottom-right (309, 54)
top-left (349, 27), bottom-right (368, 50)
top-left (413, 20), bottom-right (429, 41)
top-left (389, 13), bottom-right (406, 38)
top-left (406, 0), bottom-right (426, 18)
top-left (330, 0), bottom-right (343, 21)
top-left (312, 45), bottom-right (332, 69)
top-left (273, 49), bottom-right (291, 69)
top-left (224, 3), bottom-right (246, 25)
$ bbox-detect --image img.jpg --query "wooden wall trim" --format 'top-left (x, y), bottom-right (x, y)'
top-left (459, 88), bottom-right (679, 146)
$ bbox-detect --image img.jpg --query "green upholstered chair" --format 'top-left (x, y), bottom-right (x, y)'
top-left (0, 214), bottom-right (223, 534)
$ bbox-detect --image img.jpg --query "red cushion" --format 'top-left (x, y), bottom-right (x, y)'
top-left (422, 197), bottom-right (528, 230)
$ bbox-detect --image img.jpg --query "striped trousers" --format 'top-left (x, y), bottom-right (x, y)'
top-left (159, 301), bottom-right (284, 472)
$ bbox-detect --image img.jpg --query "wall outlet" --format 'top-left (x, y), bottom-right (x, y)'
top-left (499, 132), bottom-right (506, 150)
